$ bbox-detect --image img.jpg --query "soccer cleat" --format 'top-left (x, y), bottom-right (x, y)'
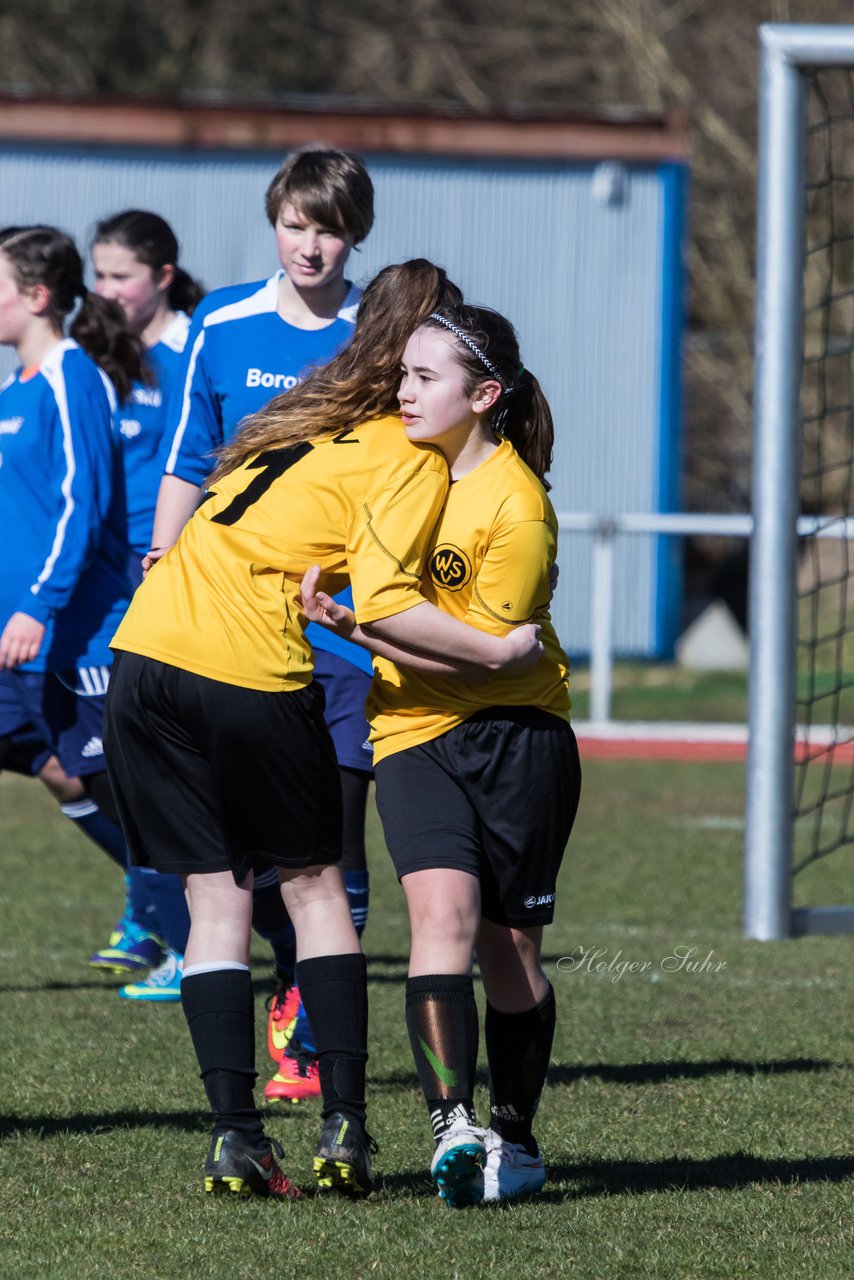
top-left (314, 1111), bottom-right (377, 1195)
top-left (264, 1045), bottom-right (321, 1102)
top-left (482, 1130), bottom-right (546, 1202)
top-left (266, 982), bottom-right (302, 1064)
top-left (118, 949), bottom-right (183, 1002)
top-left (88, 918), bottom-right (165, 974)
top-left (203, 1129), bottom-right (301, 1199)
top-left (430, 1123), bottom-right (487, 1208)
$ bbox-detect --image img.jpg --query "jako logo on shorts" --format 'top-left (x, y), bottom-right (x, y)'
top-left (429, 544), bottom-right (473, 591)
top-left (524, 893), bottom-right (556, 909)
top-left (246, 369), bottom-right (299, 391)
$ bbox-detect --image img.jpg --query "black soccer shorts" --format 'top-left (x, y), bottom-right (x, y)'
top-left (374, 706), bottom-right (581, 927)
top-left (104, 650), bottom-right (342, 880)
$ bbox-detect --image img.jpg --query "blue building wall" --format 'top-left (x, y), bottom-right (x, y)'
top-left (0, 141), bottom-right (686, 657)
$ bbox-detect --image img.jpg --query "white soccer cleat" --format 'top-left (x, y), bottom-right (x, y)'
top-left (430, 1123), bottom-right (487, 1207)
top-left (482, 1129), bottom-right (546, 1202)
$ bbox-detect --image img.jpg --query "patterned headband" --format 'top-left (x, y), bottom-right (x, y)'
top-left (427, 313), bottom-right (507, 389)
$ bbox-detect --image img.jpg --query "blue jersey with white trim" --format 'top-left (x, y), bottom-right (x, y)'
top-left (161, 270), bottom-right (372, 676)
top-left (114, 312), bottom-right (190, 557)
top-left (0, 340), bottom-right (131, 671)
top-left (162, 271), bottom-right (360, 486)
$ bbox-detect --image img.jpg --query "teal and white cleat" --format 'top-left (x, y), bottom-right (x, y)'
top-left (430, 1123), bottom-right (486, 1207)
top-left (482, 1130), bottom-right (546, 1202)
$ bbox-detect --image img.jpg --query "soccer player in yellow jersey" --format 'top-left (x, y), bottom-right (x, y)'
top-left (303, 304), bottom-right (581, 1207)
top-left (102, 263), bottom-right (543, 1200)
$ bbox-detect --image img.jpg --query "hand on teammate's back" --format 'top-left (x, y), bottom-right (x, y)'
top-left (501, 623), bottom-right (544, 673)
top-left (141, 545), bottom-right (171, 578)
top-left (299, 565), bottom-right (356, 638)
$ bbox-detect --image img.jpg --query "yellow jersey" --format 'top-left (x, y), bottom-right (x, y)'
top-left (368, 437), bottom-right (571, 763)
top-left (112, 415), bottom-right (449, 691)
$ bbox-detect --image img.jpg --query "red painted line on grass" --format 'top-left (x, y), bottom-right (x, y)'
top-left (575, 732), bottom-right (854, 764)
top-left (577, 737), bottom-right (748, 761)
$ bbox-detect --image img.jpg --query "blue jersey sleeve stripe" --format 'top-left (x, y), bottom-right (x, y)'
top-left (97, 367), bottom-right (118, 412)
top-left (165, 327), bottom-right (206, 475)
top-left (201, 275), bottom-right (278, 328)
top-left (32, 353), bottom-right (77, 597)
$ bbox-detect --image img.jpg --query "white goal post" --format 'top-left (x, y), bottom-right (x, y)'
top-left (745, 24), bottom-right (854, 940)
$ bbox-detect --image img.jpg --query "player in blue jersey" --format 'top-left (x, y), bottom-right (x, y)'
top-left (148, 147), bottom-right (377, 1099)
top-left (0, 225), bottom-right (145, 935)
top-left (86, 210), bottom-right (207, 1000)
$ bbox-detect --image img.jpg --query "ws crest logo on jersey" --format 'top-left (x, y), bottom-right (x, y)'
top-left (429, 544), bottom-right (472, 592)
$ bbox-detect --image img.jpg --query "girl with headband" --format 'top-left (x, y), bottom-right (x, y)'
top-left (303, 302), bottom-right (581, 1207)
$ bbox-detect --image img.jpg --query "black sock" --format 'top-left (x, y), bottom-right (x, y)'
top-left (296, 953), bottom-right (368, 1126)
top-left (180, 969), bottom-right (265, 1146)
top-left (405, 974), bottom-right (478, 1140)
top-left (485, 984), bottom-right (556, 1152)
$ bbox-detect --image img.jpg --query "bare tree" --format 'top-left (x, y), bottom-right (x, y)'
top-left (5, 0), bottom-right (854, 509)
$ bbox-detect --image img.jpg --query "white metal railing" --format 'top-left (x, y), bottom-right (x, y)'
top-left (556, 511), bottom-right (854, 724)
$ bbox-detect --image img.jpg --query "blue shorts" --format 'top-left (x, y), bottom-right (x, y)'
top-left (0, 673), bottom-right (51, 775)
top-left (313, 649), bottom-right (374, 775)
top-left (0, 665), bottom-right (111, 778)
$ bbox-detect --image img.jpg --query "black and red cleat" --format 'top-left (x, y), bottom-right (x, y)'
top-left (204, 1129), bottom-right (302, 1200)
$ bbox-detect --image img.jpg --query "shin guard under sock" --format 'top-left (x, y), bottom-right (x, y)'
top-left (405, 974), bottom-right (478, 1139)
top-left (485, 984), bottom-right (556, 1150)
top-left (296, 953), bottom-right (367, 1125)
top-left (180, 967), bottom-right (264, 1144)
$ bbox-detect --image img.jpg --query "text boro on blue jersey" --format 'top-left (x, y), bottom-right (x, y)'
top-left (162, 271), bottom-right (361, 487)
top-left (160, 270), bottom-right (372, 675)
top-left (0, 339), bottom-right (131, 671)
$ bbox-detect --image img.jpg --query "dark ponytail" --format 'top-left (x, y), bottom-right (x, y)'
top-left (423, 305), bottom-right (554, 487)
top-left (169, 265), bottom-right (206, 315)
top-left (0, 224), bottom-right (147, 402)
top-left (93, 210), bottom-right (205, 315)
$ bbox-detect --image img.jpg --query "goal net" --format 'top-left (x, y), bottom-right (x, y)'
top-left (796, 67), bottom-right (854, 881)
top-left (745, 25), bottom-right (854, 938)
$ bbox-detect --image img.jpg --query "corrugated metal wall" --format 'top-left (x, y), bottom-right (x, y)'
top-left (0, 142), bottom-right (681, 656)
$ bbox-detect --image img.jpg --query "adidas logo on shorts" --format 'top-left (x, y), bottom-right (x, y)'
top-left (81, 736), bottom-right (104, 759)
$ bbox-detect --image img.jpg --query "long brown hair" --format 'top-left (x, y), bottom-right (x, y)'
top-left (0, 224), bottom-right (147, 401)
top-left (209, 258), bottom-right (463, 484)
top-left (424, 305), bottom-right (554, 487)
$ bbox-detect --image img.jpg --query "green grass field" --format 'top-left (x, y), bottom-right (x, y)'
top-left (1, 761), bottom-right (851, 1280)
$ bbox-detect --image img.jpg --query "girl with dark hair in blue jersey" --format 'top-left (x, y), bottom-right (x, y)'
top-left (0, 225), bottom-right (143, 925)
top-left (81, 209), bottom-right (207, 1000)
